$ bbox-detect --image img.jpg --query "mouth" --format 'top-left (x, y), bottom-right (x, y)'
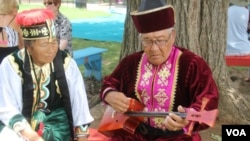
top-left (151, 54), bottom-right (161, 58)
top-left (46, 55), bottom-right (55, 60)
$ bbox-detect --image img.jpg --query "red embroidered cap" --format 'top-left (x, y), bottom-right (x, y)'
top-left (16, 8), bottom-right (56, 42)
top-left (130, 0), bottom-right (175, 33)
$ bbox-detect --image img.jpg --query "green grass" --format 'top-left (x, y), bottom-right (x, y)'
top-left (19, 4), bottom-right (112, 20)
top-left (73, 39), bottom-right (121, 77)
top-left (18, 4), bottom-right (121, 78)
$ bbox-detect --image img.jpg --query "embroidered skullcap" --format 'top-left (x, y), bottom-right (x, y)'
top-left (130, 0), bottom-right (175, 33)
top-left (16, 8), bottom-right (56, 42)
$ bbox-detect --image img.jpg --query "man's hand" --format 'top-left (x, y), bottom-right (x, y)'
top-left (162, 105), bottom-right (189, 131)
top-left (20, 129), bottom-right (44, 141)
top-left (104, 91), bottom-right (130, 113)
top-left (76, 136), bottom-right (87, 141)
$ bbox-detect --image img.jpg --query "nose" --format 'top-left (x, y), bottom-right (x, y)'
top-left (150, 41), bottom-right (159, 50)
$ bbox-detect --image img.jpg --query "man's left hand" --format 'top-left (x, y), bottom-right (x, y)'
top-left (162, 105), bottom-right (189, 131)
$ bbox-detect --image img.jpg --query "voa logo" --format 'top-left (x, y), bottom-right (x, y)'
top-left (226, 129), bottom-right (246, 136)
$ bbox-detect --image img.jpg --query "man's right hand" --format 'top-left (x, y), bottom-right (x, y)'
top-left (20, 129), bottom-right (44, 141)
top-left (104, 91), bottom-right (131, 113)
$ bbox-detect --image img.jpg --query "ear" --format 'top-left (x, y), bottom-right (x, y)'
top-left (170, 29), bottom-right (176, 44)
top-left (171, 29), bottom-right (176, 39)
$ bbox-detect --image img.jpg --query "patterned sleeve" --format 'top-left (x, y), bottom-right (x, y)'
top-left (58, 15), bottom-right (72, 40)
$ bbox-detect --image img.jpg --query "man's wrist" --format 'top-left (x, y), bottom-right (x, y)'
top-left (13, 119), bottom-right (32, 133)
top-left (74, 124), bottom-right (90, 139)
top-left (20, 129), bottom-right (41, 140)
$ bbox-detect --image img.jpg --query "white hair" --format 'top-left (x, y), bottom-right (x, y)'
top-left (139, 27), bottom-right (174, 38)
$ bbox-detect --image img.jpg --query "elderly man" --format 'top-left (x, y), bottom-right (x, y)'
top-left (0, 9), bottom-right (93, 141)
top-left (98, 0), bottom-right (219, 140)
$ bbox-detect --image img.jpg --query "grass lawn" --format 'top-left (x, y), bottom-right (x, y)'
top-left (73, 39), bottom-right (121, 78)
top-left (19, 4), bottom-right (122, 78)
top-left (19, 3), bottom-right (112, 20)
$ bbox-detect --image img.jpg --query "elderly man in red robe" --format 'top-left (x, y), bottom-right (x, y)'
top-left (99, 0), bottom-right (219, 140)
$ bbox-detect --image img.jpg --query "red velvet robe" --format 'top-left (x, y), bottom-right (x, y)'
top-left (100, 46), bottom-right (219, 141)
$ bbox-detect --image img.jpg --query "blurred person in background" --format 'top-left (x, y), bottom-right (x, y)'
top-left (0, 0), bottom-right (24, 63)
top-left (226, 0), bottom-right (250, 82)
top-left (43, 0), bottom-right (73, 56)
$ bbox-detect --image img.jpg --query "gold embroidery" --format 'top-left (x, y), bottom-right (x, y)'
top-left (41, 27), bottom-right (49, 36)
top-left (141, 62), bottom-right (152, 86)
top-left (30, 29), bottom-right (40, 37)
top-left (153, 117), bottom-right (165, 129)
top-left (22, 29), bottom-right (29, 37)
top-left (141, 89), bottom-right (150, 104)
top-left (135, 48), bottom-right (183, 128)
top-left (157, 63), bottom-right (171, 86)
top-left (20, 21), bottom-right (55, 40)
top-left (154, 89), bottom-right (169, 106)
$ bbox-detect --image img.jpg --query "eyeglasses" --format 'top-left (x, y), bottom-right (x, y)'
top-left (141, 34), bottom-right (172, 47)
top-left (141, 40), bottom-right (169, 47)
top-left (43, 1), bottom-right (54, 5)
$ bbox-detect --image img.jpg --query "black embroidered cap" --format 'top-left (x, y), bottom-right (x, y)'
top-left (16, 9), bottom-right (56, 42)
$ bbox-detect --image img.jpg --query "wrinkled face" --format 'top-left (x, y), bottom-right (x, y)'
top-left (27, 38), bottom-right (58, 66)
top-left (141, 28), bottom-right (175, 65)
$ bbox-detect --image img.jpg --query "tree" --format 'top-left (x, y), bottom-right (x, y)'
top-left (120, 0), bottom-right (141, 59)
top-left (121, 0), bottom-right (250, 124)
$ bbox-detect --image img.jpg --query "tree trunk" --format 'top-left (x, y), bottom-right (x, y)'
top-left (121, 0), bottom-right (250, 124)
top-left (120, 0), bottom-right (141, 60)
